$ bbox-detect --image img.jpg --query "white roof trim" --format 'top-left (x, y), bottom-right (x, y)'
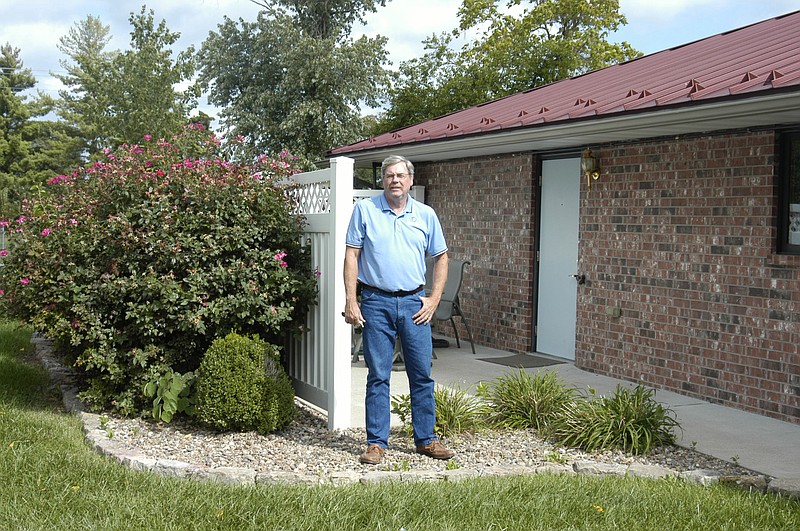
top-left (334, 91), bottom-right (800, 166)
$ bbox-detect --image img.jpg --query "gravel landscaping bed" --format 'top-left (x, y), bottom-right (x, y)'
top-left (33, 335), bottom-right (761, 484)
top-left (100, 399), bottom-right (758, 479)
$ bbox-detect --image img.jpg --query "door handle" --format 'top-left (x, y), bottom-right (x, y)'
top-left (569, 273), bottom-right (586, 285)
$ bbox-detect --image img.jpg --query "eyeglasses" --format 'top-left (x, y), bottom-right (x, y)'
top-left (384, 173), bottom-right (411, 181)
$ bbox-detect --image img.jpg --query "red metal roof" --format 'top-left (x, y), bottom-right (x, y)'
top-left (330, 10), bottom-right (800, 157)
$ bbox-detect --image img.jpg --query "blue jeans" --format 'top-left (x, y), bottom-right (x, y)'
top-left (360, 288), bottom-right (437, 448)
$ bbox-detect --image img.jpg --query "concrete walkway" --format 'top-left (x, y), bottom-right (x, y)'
top-left (351, 335), bottom-right (800, 482)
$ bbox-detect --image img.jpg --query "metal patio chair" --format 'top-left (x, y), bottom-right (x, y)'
top-left (426, 257), bottom-right (476, 354)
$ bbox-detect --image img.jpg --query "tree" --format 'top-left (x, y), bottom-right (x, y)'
top-left (55, 8), bottom-right (197, 157)
top-left (380, 0), bottom-right (641, 131)
top-left (108, 7), bottom-right (198, 146)
top-left (0, 44), bottom-right (36, 214)
top-left (198, 0), bottom-right (390, 162)
top-left (0, 45), bottom-right (81, 219)
top-left (54, 15), bottom-right (116, 158)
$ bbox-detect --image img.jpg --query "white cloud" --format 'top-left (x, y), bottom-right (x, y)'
top-left (359, 0), bottom-right (461, 65)
top-left (4, 21), bottom-right (68, 58)
top-left (619, 0), bottom-right (724, 23)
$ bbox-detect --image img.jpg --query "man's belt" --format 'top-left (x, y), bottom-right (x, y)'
top-left (358, 283), bottom-right (424, 297)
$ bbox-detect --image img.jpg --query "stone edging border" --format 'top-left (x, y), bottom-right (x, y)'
top-left (31, 336), bottom-right (800, 497)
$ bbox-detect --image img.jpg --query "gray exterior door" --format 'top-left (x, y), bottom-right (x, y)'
top-left (535, 158), bottom-right (580, 360)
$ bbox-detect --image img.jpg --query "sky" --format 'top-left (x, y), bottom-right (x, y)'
top-left (2, 0), bottom-right (800, 119)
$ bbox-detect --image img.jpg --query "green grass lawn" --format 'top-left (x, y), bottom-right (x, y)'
top-left (1, 320), bottom-right (798, 530)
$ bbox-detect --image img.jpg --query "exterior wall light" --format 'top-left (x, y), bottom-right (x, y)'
top-left (581, 148), bottom-right (600, 189)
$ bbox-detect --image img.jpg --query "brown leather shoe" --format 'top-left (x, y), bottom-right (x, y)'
top-left (416, 440), bottom-right (455, 460)
top-left (359, 444), bottom-right (385, 465)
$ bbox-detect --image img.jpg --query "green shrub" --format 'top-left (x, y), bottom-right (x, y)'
top-left (142, 370), bottom-right (197, 423)
top-left (391, 385), bottom-right (488, 438)
top-left (478, 369), bottom-right (579, 432)
top-left (550, 385), bottom-right (680, 455)
top-left (434, 385), bottom-right (488, 437)
top-left (195, 332), bottom-right (295, 434)
top-left (0, 125), bottom-right (317, 415)
top-left (390, 393), bottom-right (413, 437)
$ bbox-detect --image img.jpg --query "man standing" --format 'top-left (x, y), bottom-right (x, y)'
top-left (343, 155), bottom-right (455, 465)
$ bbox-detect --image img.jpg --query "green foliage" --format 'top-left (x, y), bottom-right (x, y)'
top-left (53, 15), bottom-right (116, 159)
top-left (55, 8), bottom-right (197, 158)
top-left (394, 370), bottom-right (679, 456)
top-left (434, 384), bottom-right (488, 437)
top-left (392, 385), bottom-right (488, 438)
top-left (550, 385), bottom-right (680, 455)
top-left (478, 369), bottom-right (579, 432)
top-left (195, 332), bottom-right (295, 434)
top-left (0, 124), bottom-right (317, 415)
top-left (2, 340), bottom-right (798, 530)
top-left (0, 45), bottom-right (80, 220)
top-left (198, 0), bottom-right (390, 161)
top-left (142, 370), bottom-right (196, 423)
top-left (379, 0), bottom-right (642, 131)
top-left (390, 393), bottom-right (413, 437)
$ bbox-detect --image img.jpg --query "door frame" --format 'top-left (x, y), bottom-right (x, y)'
top-left (531, 151), bottom-right (582, 356)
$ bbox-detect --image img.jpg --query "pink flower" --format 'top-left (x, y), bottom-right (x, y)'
top-left (0, 290), bottom-right (4, 296)
top-left (41, 228), bottom-right (51, 236)
top-left (20, 278), bottom-right (30, 285)
top-left (0, 221), bottom-right (8, 227)
top-left (47, 174), bottom-right (71, 185)
top-left (144, 134), bottom-right (152, 141)
top-left (274, 251), bottom-right (288, 268)
top-left (0, 249), bottom-right (8, 257)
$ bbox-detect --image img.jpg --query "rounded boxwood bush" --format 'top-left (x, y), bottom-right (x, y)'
top-left (195, 332), bottom-right (295, 434)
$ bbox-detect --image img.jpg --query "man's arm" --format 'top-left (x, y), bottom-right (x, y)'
top-left (343, 246), bottom-right (364, 325)
top-left (414, 252), bottom-right (448, 325)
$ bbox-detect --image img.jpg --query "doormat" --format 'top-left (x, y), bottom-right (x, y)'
top-left (478, 353), bottom-right (566, 368)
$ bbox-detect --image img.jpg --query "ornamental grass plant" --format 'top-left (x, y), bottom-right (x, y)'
top-left (550, 384), bottom-right (681, 456)
top-left (2, 321), bottom-right (800, 530)
top-left (433, 384), bottom-right (490, 437)
top-left (398, 370), bottom-right (679, 459)
top-left (477, 368), bottom-right (580, 432)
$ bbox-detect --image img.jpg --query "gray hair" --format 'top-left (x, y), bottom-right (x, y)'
top-left (381, 155), bottom-right (414, 177)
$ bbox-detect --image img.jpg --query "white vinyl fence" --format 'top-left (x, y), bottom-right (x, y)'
top-left (285, 158), bottom-right (424, 430)
top-left (284, 157), bottom-right (354, 430)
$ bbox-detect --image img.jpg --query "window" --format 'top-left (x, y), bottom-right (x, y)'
top-left (779, 131), bottom-right (800, 254)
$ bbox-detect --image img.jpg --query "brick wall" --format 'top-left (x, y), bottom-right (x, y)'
top-left (415, 153), bottom-right (536, 354)
top-left (578, 130), bottom-right (800, 423)
top-left (409, 129), bottom-right (799, 424)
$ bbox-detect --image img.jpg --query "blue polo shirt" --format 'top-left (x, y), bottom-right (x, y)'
top-left (346, 193), bottom-right (447, 292)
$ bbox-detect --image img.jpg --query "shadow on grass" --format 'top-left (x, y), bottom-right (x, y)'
top-left (0, 323), bottom-right (62, 412)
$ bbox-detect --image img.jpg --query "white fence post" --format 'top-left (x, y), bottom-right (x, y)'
top-left (285, 157), bottom-right (353, 430)
top-left (327, 157), bottom-right (353, 429)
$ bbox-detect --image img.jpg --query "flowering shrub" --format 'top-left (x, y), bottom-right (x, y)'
top-left (0, 125), bottom-right (317, 415)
